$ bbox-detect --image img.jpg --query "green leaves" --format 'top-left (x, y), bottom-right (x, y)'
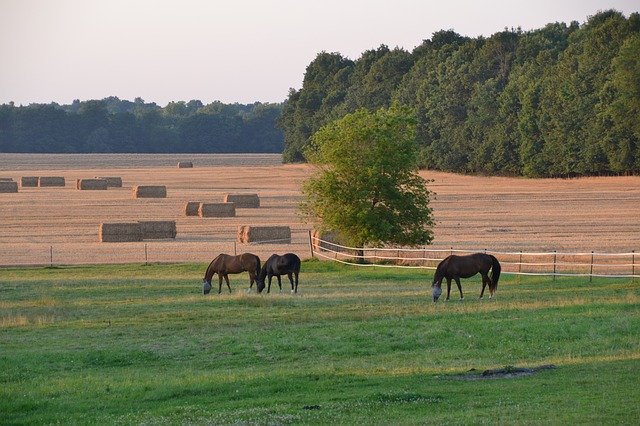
top-left (301, 105), bottom-right (434, 248)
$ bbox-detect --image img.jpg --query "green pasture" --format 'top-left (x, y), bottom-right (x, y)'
top-left (1, 261), bottom-right (639, 424)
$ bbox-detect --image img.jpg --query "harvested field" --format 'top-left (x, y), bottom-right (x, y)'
top-left (0, 153), bottom-right (638, 266)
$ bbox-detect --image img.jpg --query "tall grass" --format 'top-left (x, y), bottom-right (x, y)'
top-left (1, 261), bottom-right (638, 424)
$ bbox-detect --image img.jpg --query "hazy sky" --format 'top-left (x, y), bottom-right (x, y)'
top-left (1, 0), bottom-right (637, 106)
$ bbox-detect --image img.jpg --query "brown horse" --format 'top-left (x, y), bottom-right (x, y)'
top-left (203, 253), bottom-right (262, 294)
top-left (432, 253), bottom-right (501, 302)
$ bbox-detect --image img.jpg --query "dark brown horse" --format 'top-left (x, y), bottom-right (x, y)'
top-left (432, 253), bottom-right (501, 302)
top-left (203, 253), bottom-right (262, 294)
top-left (258, 253), bottom-right (301, 293)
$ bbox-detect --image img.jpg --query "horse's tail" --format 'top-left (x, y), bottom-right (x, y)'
top-left (490, 255), bottom-right (501, 292)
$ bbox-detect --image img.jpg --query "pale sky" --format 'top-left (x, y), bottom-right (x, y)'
top-left (1, 0), bottom-right (637, 106)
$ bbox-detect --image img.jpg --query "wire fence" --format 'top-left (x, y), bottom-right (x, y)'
top-left (310, 235), bottom-right (639, 279)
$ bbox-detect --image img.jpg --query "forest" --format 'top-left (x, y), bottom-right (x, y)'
top-left (0, 97), bottom-right (283, 153)
top-left (280, 10), bottom-right (640, 177)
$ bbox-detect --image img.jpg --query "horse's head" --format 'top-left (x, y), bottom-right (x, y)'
top-left (431, 283), bottom-right (442, 302)
top-left (202, 279), bottom-right (212, 295)
top-left (256, 277), bottom-right (265, 294)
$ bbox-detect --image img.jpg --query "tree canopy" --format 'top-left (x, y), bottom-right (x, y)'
top-left (281, 10), bottom-right (640, 177)
top-left (300, 105), bottom-right (434, 248)
top-left (0, 98), bottom-right (283, 153)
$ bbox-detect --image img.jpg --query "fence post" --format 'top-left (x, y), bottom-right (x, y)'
top-left (144, 243), bottom-right (148, 265)
top-left (50, 246), bottom-right (53, 268)
top-left (633, 250), bottom-right (636, 283)
top-left (590, 251), bottom-right (594, 282)
top-left (553, 251), bottom-right (557, 281)
top-left (308, 230), bottom-right (314, 259)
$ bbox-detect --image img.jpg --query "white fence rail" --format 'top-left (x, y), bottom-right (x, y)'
top-left (310, 235), bottom-right (639, 279)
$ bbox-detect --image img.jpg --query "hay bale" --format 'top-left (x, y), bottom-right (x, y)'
top-left (77, 178), bottom-right (108, 190)
top-left (178, 161), bottom-right (193, 168)
top-left (0, 181), bottom-right (18, 193)
top-left (223, 193), bottom-right (260, 208)
top-left (132, 185), bottom-right (167, 198)
top-left (237, 225), bottom-right (291, 244)
top-left (95, 176), bottom-right (123, 187)
top-left (0, 177), bottom-right (13, 182)
top-left (38, 177), bottom-right (65, 187)
top-left (99, 222), bottom-right (142, 242)
top-left (21, 177), bottom-right (39, 187)
top-left (184, 201), bottom-right (200, 216)
top-left (199, 202), bottom-right (236, 217)
top-left (138, 220), bottom-right (177, 239)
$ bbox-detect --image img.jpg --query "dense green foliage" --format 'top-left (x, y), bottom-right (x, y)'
top-left (281, 10), bottom-right (640, 176)
top-left (301, 105), bottom-right (434, 247)
top-left (1, 261), bottom-right (639, 423)
top-left (0, 97), bottom-right (283, 153)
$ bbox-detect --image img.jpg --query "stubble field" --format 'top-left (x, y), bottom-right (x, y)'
top-left (0, 153), bottom-right (639, 267)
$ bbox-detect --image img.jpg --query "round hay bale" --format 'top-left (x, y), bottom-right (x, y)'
top-left (138, 220), bottom-right (177, 239)
top-left (95, 176), bottom-right (123, 187)
top-left (178, 161), bottom-right (193, 168)
top-left (21, 177), bottom-right (39, 187)
top-left (99, 222), bottom-right (142, 242)
top-left (223, 193), bottom-right (260, 208)
top-left (184, 201), bottom-right (201, 216)
top-left (237, 225), bottom-right (291, 244)
top-left (199, 202), bottom-right (236, 217)
top-left (0, 181), bottom-right (18, 193)
top-left (38, 177), bottom-right (65, 187)
top-left (77, 178), bottom-right (108, 190)
top-left (132, 185), bottom-right (167, 198)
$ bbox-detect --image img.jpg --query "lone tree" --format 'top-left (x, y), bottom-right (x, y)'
top-left (300, 105), bottom-right (435, 250)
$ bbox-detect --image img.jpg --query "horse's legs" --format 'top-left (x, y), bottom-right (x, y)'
top-left (248, 272), bottom-right (255, 292)
top-left (294, 272), bottom-right (299, 293)
top-left (455, 277), bottom-right (463, 300)
top-left (267, 275), bottom-right (273, 293)
top-left (287, 272), bottom-right (294, 293)
top-left (276, 275), bottom-right (282, 292)
top-left (480, 273), bottom-right (490, 299)
top-left (218, 273), bottom-right (223, 294)
top-left (445, 278), bottom-right (452, 301)
top-left (224, 274), bottom-right (232, 293)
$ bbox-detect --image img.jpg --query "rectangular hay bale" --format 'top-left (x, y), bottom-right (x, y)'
top-left (0, 177), bottom-right (13, 182)
top-left (99, 222), bottom-right (142, 242)
top-left (177, 161), bottom-right (193, 168)
top-left (0, 181), bottom-right (18, 193)
top-left (223, 193), bottom-right (260, 208)
top-left (21, 177), bottom-right (39, 187)
top-left (199, 202), bottom-right (236, 217)
top-left (138, 220), bottom-right (177, 239)
top-left (184, 201), bottom-right (200, 216)
top-left (237, 225), bottom-right (291, 244)
top-left (38, 176), bottom-right (65, 187)
top-left (95, 176), bottom-right (123, 187)
top-left (77, 178), bottom-right (108, 190)
top-left (132, 185), bottom-right (167, 198)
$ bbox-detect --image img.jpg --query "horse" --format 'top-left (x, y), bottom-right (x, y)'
top-left (432, 253), bottom-right (501, 302)
top-left (202, 253), bottom-right (262, 294)
top-left (258, 253), bottom-right (301, 293)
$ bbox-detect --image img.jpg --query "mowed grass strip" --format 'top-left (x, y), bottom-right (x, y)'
top-left (1, 261), bottom-right (639, 424)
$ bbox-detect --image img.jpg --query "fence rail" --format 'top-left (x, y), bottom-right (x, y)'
top-left (310, 235), bottom-right (639, 279)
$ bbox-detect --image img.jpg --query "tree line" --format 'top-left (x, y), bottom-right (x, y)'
top-left (0, 97), bottom-right (284, 153)
top-left (280, 10), bottom-right (640, 177)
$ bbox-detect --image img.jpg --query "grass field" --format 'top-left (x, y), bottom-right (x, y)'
top-left (1, 260), bottom-right (639, 424)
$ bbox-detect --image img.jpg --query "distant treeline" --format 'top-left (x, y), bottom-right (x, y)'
top-left (280, 10), bottom-right (640, 177)
top-left (0, 97), bottom-right (284, 153)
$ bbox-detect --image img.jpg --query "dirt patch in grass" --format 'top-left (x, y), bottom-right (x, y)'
top-left (452, 364), bottom-right (557, 380)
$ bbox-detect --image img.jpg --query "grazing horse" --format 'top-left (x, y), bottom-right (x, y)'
top-left (432, 253), bottom-right (501, 302)
top-left (258, 253), bottom-right (301, 293)
top-left (202, 253), bottom-right (262, 294)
